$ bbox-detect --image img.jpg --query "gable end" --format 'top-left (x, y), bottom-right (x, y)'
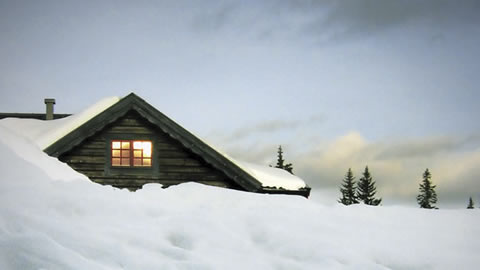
top-left (45, 93), bottom-right (263, 192)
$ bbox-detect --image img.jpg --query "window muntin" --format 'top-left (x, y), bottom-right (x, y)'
top-left (111, 140), bottom-right (152, 167)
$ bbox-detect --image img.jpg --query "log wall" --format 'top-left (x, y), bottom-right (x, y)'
top-left (59, 111), bottom-right (241, 190)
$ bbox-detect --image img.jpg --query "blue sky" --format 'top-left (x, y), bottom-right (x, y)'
top-left (1, 0), bottom-right (479, 207)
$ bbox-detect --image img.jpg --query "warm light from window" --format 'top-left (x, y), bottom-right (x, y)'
top-left (111, 140), bottom-right (152, 167)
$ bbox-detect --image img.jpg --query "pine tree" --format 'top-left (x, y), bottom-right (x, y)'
top-left (467, 197), bottom-right (474, 209)
top-left (356, 166), bottom-right (382, 206)
top-left (275, 145), bottom-right (294, 174)
top-left (275, 145), bottom-right (285, 169)
top-left (416, 168), bottom-right (438, 209)
top-left (338, 168), bottom-right (358, 205)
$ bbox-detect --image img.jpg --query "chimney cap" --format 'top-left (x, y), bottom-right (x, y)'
top-left (44, 98), bottom-right (56, 104)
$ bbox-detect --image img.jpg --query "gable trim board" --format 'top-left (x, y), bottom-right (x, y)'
top-left (0, 113), bottom-right (71, 120)
top-left (44, 93), bottom-right (310, 197)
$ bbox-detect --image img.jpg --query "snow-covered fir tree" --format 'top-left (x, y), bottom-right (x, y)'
top-left (467, 197), bottom-right (474, 209)
top-left (417, 168), bottom-right (438, 209)
top-left (356, 166), bottom-right (382, 206)
top-left (339, 168), bottom-right (358, 205)
top-left (275, 145), bottom-right (293, 174)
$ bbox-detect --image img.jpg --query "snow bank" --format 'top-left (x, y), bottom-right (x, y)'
top-left (0, 124), bottom-right (479, 270)
top-left (0, 125), bottom-right (87, 182)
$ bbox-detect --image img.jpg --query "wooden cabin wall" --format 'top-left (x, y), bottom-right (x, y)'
top-left (59, 111), bottom-right (242, 190)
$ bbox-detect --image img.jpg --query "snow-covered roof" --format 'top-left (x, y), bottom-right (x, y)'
top-left (0, 97), bottom-right (120, 150)
top-left (0, 94), bottom-right (308, 192)
top-left (236, 161), bottom-right (307, 190)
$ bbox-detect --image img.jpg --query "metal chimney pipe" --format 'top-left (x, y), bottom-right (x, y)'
top-left (44, 98), bottom-right (55, 120)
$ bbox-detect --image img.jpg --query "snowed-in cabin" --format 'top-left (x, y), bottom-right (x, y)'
top-left (0, 93), bottom-right (310, 197)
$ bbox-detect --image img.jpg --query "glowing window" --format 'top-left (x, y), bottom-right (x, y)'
top-left (111, 140), bottom-right (152, 167)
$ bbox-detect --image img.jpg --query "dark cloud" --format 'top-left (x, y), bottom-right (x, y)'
top-left (301, 0), bottom-right (480, 40)
top-left (190, 0), bottom-right (480, 43)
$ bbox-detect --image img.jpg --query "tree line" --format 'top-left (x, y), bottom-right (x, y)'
top-left (271, 146), bottom-right (476, 209)
top-left (338, 167), bottom-right (477, 209)
top-left (339, 167), bottom-right (382, 206)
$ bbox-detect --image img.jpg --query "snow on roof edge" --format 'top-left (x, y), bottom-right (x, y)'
top-left (39, 96), bottom-right (121, 150)
top-left (233, 159), bottom-right (308, 191)
top-left (195, 138), bottom-right (308, 191)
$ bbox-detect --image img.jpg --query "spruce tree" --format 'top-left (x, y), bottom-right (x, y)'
top-left (338, 168), bottom-right (358, 205)
top-left (467, 197), bottom-right (474, 209)
top-left (416, 168), bottom-right (438, 209)
top-left (356, 166), bottom-right (382, 206)
top-left (275, 145), bottom-right (285, 169)
top-left (275, 145), bottom-right (294, 174)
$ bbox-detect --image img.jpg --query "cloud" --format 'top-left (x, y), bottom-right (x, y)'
top-left (301, 0), bottom-right (480, 40)
top-left (295, 132), bottom-right (480, 207)
top-left (375, 137), bottom-right (459, 160)
top-left (210, 114), bottom-right (325, 143)
top-left (190, 0), bottom-right (480, 44)
top-left (229, 119), bottom-right (301, 141)
top-left (221, 130), bottom-right (480, 207)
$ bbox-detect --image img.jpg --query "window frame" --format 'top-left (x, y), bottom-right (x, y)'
top-left (105, 135), bottom-right (157, 176)
top-left (111, 140), bottom-right (152, 167)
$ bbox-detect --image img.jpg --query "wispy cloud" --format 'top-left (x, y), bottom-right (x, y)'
top-left (374, 136), bottom-right (479, 160)
top-left (229, 119), bottom-right (301, 140)
top-left (190, 0), bottom-right (480, 44)
top-left (210, 114), bottom-right (325, 143)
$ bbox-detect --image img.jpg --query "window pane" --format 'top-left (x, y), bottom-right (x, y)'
top-left (143, 158), bottom-right (151, 166)
top-left (112, 158), bottom-right (121, 166)
top-left (112, 150), bottom-right (121, 157)
top-left (133, 141), bottom-right (142, 149)
top-left (121, 158), bottom-right (130, 165)
top-left (133, 158), bottom-right (142, 166)
top-left (121, 142), bottom-right (130, 149)
top-left (143, 142), bottom-right (152, 157)
top-left (134, 150), bottom-right (142, 158)
top-left (121, 150), bottom-right (130, 157)
top-left (112, 141), bottom-right (121, 149)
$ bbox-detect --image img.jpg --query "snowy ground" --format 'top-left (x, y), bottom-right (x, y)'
top-left (0, 124), bottom-right (479, 270)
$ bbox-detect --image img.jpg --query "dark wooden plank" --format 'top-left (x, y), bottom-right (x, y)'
top-left (80, 141), bottom-right (106, 149)
top-left (157, 172), bottom-right (223, 181)
top-left (67, 148), bottom-right (105, 156)
top-left (157, 150), bottom-right (191, 158)
top-left (67, 163), bottom-right (105, 171)
top-left (106, 126), bottom-right (155, 134)
top-left (61, 156), bottom-right (105, 163)
top-left (78, 171), bottom-right (105, 177)
top-left (158, 165), bottom-right (212, 173)
top-left (115, 118), bottom-right (145, 126)
top-left (154, 142), bottom-right (183, 150)
top-left (157, 158), bottom-right (203, 166)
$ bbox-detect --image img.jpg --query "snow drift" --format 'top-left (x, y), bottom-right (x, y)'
top-left (0, 123), bottom-right (479, 269)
